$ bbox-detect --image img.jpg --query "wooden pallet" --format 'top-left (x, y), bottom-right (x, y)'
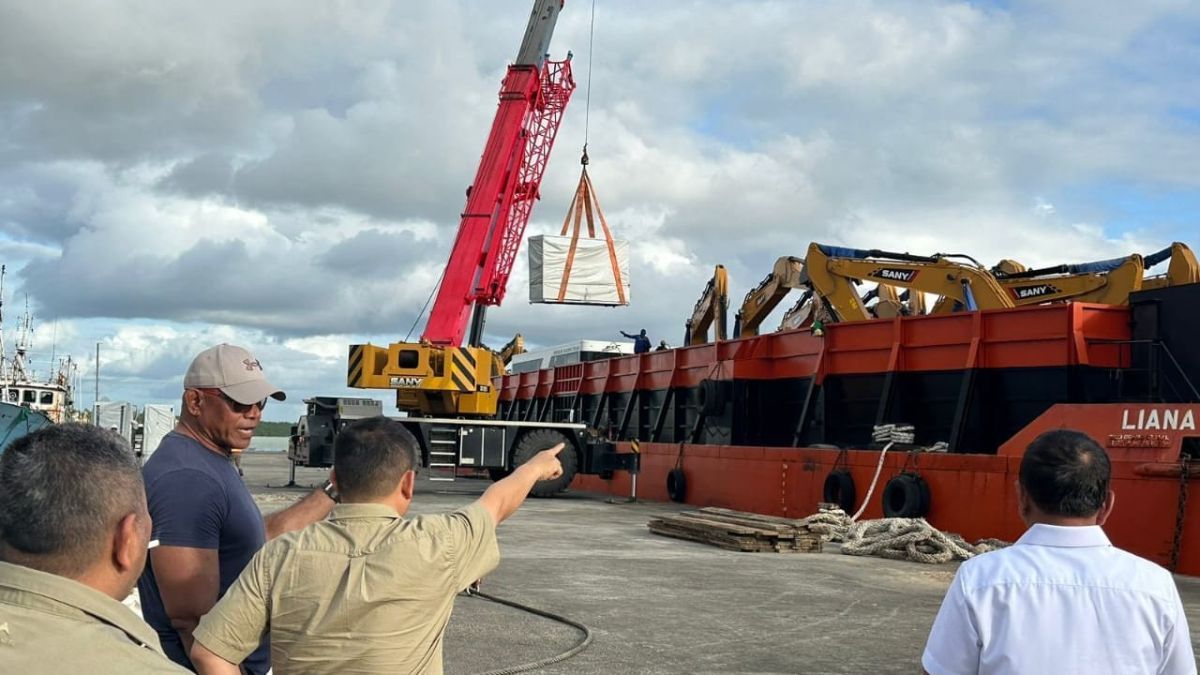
top-left (648, 507), bottom-right (823, 553)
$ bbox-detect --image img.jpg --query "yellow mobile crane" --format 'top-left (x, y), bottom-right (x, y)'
top-left (289, 1), bottom-right (639, 496)
top-left (801, 243), bottom-right (1015, 322)
top-left (732, 256), bottom-right (804, 338)
top-left (684, 265), bottom-right (730, 346)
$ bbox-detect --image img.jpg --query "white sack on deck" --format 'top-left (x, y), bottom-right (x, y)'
top-left (529, 235), bottom-right (631, 305)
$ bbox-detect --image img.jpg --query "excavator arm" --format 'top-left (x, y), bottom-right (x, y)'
top-left (972, 243), bottom-right (1196, 311)
top-left (733, 256), bottom-right (803, 338)
top-left (684, 265), bottom-right (730, 346)
top-left (803, 243), bottom-right (1014, 323)
top-left (1142, 242), bottom-right (1199, 290)
top-left (863, 284), bottom-right (925, 319)
top-left (497, 333), bottom-right (526, 368)
top-left (991, 252), bottom-right (1145, 306)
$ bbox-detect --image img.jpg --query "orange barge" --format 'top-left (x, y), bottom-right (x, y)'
top-left (497, 284), bottom-right (1200, 573)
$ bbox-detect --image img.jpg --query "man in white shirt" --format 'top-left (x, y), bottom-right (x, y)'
top-left (923, 429), bottom-right (1196, 675)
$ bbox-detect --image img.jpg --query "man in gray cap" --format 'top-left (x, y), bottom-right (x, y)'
top-left (137, 344), bottom-right (337, 674)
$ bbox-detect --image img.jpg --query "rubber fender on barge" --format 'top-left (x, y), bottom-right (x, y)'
top-left (881, 473), bottom-right (930, 518)
top-left (666, 468), bottom-right (687, 502)
top-left (822, 470), bottom-right (856, 513)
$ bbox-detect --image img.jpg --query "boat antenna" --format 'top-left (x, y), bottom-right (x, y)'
top-left (49, 318), bottom-right (58, 382)
top-left (0, 264), bottom-right (6, 384)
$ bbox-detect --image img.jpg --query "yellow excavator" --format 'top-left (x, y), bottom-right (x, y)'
top-left (862, 284), bottom-right (927, 318)
top-left (732, 256), bottom-right (804, 338)
top-left (497, 333), bottom-right (526, 371)
top-left (1143, 242), bottom-right (1200, 290)
top-left (684, 265), bottom-right (730, 346)
top-left (967, 242), bottom-right (1199, 312)
top-left (800, 242), bottom-right (1015, 323)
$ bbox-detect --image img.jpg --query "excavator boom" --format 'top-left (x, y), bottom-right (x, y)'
top-left (733, 256), bottom-right (803, 338)
top-left (1143, 242), bottom-right (1200, 290)
top-left (804, 243), bottom-right (1014, 323)
top-left (685, 265), bottom-right (730, 346)
top-left (981, 243), bottom-right (1197, 309)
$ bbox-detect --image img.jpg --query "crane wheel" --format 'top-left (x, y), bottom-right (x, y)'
top-left (881, 473), bottom-right (931, 518)
top-left (511, 429), bottom-right (579, 497)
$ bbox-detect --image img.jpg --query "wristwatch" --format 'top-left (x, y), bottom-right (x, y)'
top-left (321, 479), bottom-right (341, 503)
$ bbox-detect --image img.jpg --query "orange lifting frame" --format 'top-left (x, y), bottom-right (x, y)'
top-left (556, 162), bottom-right (628, 304)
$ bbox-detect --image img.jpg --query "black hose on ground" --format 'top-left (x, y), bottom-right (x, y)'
top-left (463, 588), bottom-right (594, 675)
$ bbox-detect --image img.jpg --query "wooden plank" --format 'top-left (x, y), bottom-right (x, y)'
top-left (648, 509), bottom-right (823, 554)
top-left (698, 507), bottom-right (809, 528)
top-left (665, 514), bottom-right (785, 538)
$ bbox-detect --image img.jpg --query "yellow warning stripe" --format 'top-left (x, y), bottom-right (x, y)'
top-left (449, 349), bottom-right (475, 392)
top-left (347, 345), bottom-right (365, 387)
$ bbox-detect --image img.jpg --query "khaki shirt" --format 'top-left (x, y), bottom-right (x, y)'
top-left (0, 561), bottom-right (186, 674)
top-left (194, 502), bottom-right (499, 675)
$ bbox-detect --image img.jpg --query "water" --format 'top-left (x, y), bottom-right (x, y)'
top-left (247, 435), bottom-right (289, 453)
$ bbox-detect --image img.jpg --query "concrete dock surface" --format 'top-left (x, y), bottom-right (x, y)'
top-left (243, 451), bottom-right (1200, 674)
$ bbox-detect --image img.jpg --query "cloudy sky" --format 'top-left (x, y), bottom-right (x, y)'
top-left (2, 0), bottom-right (1198, 423)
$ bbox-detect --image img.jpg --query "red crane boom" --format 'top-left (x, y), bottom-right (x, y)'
top-left (422, 0), bottom-right (575, 346)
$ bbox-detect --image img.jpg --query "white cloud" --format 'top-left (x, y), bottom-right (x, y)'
top-left (1, 0), bottom-right (1198, 420)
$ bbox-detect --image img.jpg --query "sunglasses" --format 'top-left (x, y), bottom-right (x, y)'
top-left (196, 388), bottom-right (268, 414)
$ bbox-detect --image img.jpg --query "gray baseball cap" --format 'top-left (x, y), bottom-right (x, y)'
top-left (183, 344), bottom-right (286, 404)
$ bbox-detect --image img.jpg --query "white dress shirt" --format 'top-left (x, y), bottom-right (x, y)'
top-left (923, 523), bottom-right (1196, 675)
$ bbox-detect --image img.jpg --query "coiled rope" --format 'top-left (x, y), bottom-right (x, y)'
top-left (804, 506), bottom-right (1008, 564)
top-left (464, 588), bottom-right (594, 675)
top-left (805, 423), bottom-right (1010, 564)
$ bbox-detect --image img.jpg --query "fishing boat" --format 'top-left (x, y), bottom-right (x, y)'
top-left (0, 265), bottom-right (77, 451)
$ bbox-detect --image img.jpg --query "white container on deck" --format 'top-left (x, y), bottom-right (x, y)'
top-left (141, 404), bottom-right (175, 460)
top-left (528, 234), bottom-right (631, 305)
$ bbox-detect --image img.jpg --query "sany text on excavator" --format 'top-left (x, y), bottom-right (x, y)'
top-left (800, 242), bottom-right (1015, 322)
top-left (985, 242), bottom-right (1199, 308)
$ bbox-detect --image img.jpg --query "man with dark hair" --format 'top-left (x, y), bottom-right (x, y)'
top-left (0, 424), bottom-right (186, 673)
top-left (188, 416), bottom-right (565, 675)
top-left (621, 328), bottom-right (652, 354)
top-left (138, 344), bottom-right (338, 674)
top-left (923, 429), bottom-right (1195, 674)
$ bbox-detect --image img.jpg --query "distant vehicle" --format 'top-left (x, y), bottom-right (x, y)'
top-left (509, 340), bottom-right (635, 374)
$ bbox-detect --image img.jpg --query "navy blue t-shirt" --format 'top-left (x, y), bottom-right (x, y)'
top-left (137, 432), bottom-right (269, 674)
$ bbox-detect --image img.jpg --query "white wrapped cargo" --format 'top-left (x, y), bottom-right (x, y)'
top-left (142, 404), bottom-right (175, 460)
top-left (529, 234), bottom-right (631, 305)
top-left (94, 401), bottom-right (135, 444)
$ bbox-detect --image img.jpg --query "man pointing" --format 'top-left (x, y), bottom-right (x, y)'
top-left (191, 417), bottom-right (565, 675)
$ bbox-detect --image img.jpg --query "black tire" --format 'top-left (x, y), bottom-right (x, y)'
top-left (881, 473), bottom-right (930, 518)
top-left (511, 429), bottom-right (578, 497)
top-left (822, 470), bottom-right (856, 513)
top-left (667, 468), bottom-right (687, 503)
top-left (698, 379), bottom-right (727, 416)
